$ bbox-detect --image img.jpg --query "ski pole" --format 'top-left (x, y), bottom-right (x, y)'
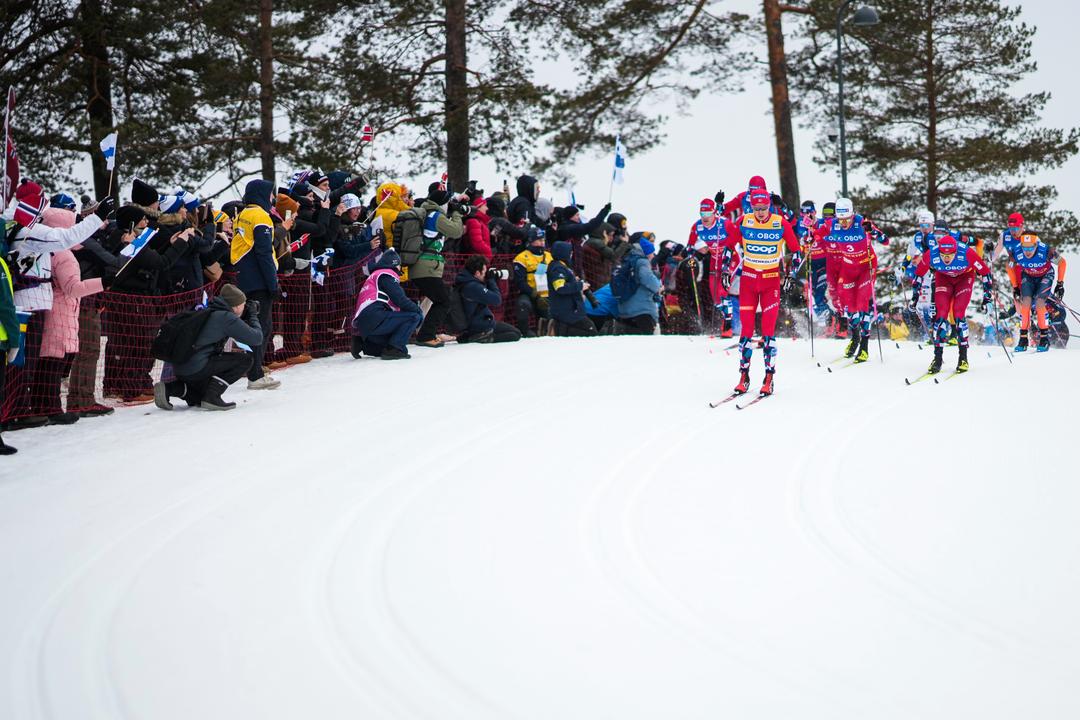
top-left (990, 290), bottom-right (1013, 364)
top-left (804, 253), bottom-right (815, 357)
top-left (872, 269), bottom-right (884, 363)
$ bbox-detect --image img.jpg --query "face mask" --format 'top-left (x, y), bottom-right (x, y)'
top-left (529, 245), bottom-right (545, 256)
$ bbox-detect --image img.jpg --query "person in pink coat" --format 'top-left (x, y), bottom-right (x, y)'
top-left (30, 208), bottom-right (106, 424)
top-left (462, 195), bottom-right (493, 260)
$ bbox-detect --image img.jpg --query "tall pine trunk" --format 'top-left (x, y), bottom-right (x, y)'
top-left (763, 0), bottom-right (799, 208)
top-left (80, 0), bottom-right (114, 199)
top-left (444, 0), bottom-right (469, 190)
top-left (924, 0), bottom-right (937, 215)
top-left (258, 0), bottom-right (275, 182)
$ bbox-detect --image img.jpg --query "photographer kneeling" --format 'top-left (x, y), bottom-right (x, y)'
top-left (154, 284), bottom-right (265, 412)
top-left (548, 241), bottom-right (598, 337)
top-left (454, 255), bottom-right (522, 344)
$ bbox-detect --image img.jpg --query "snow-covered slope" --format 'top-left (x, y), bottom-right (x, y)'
top-left (1, 335), bottom-right (1077, 719)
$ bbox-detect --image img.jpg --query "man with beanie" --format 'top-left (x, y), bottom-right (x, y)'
top-left (154, 284), bottom-right (265, 411)
top-left (548, 241), bottom-right (597, 336)
top-left (405, 184), bottom-right (464, 348)
top-left (231, 178), bottom-right (281, 389)
top-left (512, 226), bottom-right (554, 336)
top-left (616, 235), bottom-right (664, 335)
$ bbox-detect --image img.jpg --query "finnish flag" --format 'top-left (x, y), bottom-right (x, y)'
top-left (120, 227), bottom-right (156, 258)
top-left (612, 135), bottom-right (626, 185)
top-left (99, 132), bottom-right (118, 171)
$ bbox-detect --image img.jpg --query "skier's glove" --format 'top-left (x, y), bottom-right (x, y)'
top-left (720, 271), bottom-right (732, 291)
top-left (782, 273), bottom-right (794, 294)
top-left (1054, 281), bottom-right (1065, 300)
top-left (714, 190), bottom-right (725, 208)
top-left (1012, 286), bottom-right (1021, 302)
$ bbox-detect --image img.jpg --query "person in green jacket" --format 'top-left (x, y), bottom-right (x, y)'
top-left (0, 255), bottom-right (21, 455)
top-left (407, 184), bottom-right (464, 348)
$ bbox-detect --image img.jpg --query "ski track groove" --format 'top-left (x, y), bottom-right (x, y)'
top-left (615, 354), bottom-right (883, 715)
top-left (16, 474), bottom-right (254, 720)
top-left (315, 363), bottom-right (573, 720)
top-left (788, 351), bottom-right (1032, 659)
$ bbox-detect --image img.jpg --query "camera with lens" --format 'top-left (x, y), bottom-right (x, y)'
top-left (485, 268), bottom-right (509, 282)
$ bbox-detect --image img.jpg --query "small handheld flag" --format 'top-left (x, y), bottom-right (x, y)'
top-left (120, 227), bottom-right (156, 258)
top-left (99, 132), bottom-right (118, 171)
top-left (612, 135), bottom-right (626, 186)
top-left (361, 124), bottom-right (374, 144)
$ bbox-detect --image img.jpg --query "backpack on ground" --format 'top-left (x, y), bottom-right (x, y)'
top-left (151, 308), bottom-right (213, 363)
top-left (446, 285), bottom-right (469, 333)
top-left (392, 208), bottom-right (427, 266)
top-left (610, 253), bottom-right (642, 302)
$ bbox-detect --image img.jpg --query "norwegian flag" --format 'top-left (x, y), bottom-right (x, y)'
top-left (360, 124), bottom-right (374, 144)
top-left (2, 87), bottom-right (18, 205)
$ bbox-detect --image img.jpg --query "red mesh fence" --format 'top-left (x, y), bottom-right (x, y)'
top-left (1, 249), bottom-right (620, 423)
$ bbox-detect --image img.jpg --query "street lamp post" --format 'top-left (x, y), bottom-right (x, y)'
top-left (836, 1), bottom-right (880, 196)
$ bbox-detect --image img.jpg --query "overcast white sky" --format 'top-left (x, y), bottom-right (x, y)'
top-left (466, 0), bottom-right (1077, 242)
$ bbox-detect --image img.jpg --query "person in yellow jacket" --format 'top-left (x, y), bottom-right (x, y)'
top-left (374, 182), bottom-right (413, 247)
top-left (887, 312), bottom-right (910, 341)
top-left (230, 179), bottom-right (281, 390)
top-left (512, 227), bottom-right (554, 336)
top-left (0, 254), bottom-right (20, 454)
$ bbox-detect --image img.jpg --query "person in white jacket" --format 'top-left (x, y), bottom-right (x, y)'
top-left (5, 181), bottom-right (110, 312)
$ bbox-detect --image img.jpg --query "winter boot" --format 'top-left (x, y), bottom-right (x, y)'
top-left (247, 375), bottom-right (281, 390)
top-left (350, 336), bottom-right (364, 359)
top-left (46, 412), bottom-right (79, 426)
top-left (154, 380), bottom-right (182, 411)
top-left (854, 334), bottom-right (870, 363)
top-left (760, 371), bottom-right (775, 396)
top-left (1037, 328), bottom-right (1050, 353)
top-left (0, 433), bottom-right (15, 456)
top-left (200, 377), bottom-right (236, 411)
top-left (381, 346), bottom-right (411, 360)
top-left (927, 347), bottom-right (944, 375)
top-left (734, 371), bottom-right (751, 395)
top-left (957, 345), bottom-right (969, 373)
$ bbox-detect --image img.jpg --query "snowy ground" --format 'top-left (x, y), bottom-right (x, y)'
top-left (2, 334), bottom-right (1078, 719)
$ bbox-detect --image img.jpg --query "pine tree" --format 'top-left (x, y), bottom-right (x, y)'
top-left (789, 0), bottom-right (1079, 244)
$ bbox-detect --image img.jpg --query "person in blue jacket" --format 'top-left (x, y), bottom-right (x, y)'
top-left (616, 237), bottom-right (664, 334)
top-left (350, 249), bottom-right (423, 359)
top-left (585, 283), bottom-right (619, 334)
top-left (454, 255), bottom-right (521, 343)
top-left (547, 241), bottom-right (597, 336)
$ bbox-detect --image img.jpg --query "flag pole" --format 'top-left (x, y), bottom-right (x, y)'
top-left (1, 86), bottom-right (11, 205)
top-left (106, 133), bottom-right (118, 198)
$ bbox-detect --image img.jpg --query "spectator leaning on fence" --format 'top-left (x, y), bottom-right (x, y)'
top-left (231, 178), bottom-right (281, 390)
top-left (154, 284), bottom-right (265, 412)
top-left (405, 183), bottom-right (465, 348)
top-left (454, 254), bottom-right (522, 344)
top-left (617, 236), bottom-right (664, 335)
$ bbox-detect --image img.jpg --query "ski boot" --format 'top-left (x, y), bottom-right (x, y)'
top-left (927, 347), bottom-right (944, 375)
top-left (734, 371), bottom-right (751, 395)
top-left (854, 334), bottom-right (870, 363)
top-left (1015, 328), bottom-right (1029, 352)
top-left (844, 331), bottom-right (859, 358)
top-left (1037, 328), bottom-right (1050, 353)
top-left (760, 371), bottom-right (775, 396)
top-left (957, 345), bottom-right (969, 373)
